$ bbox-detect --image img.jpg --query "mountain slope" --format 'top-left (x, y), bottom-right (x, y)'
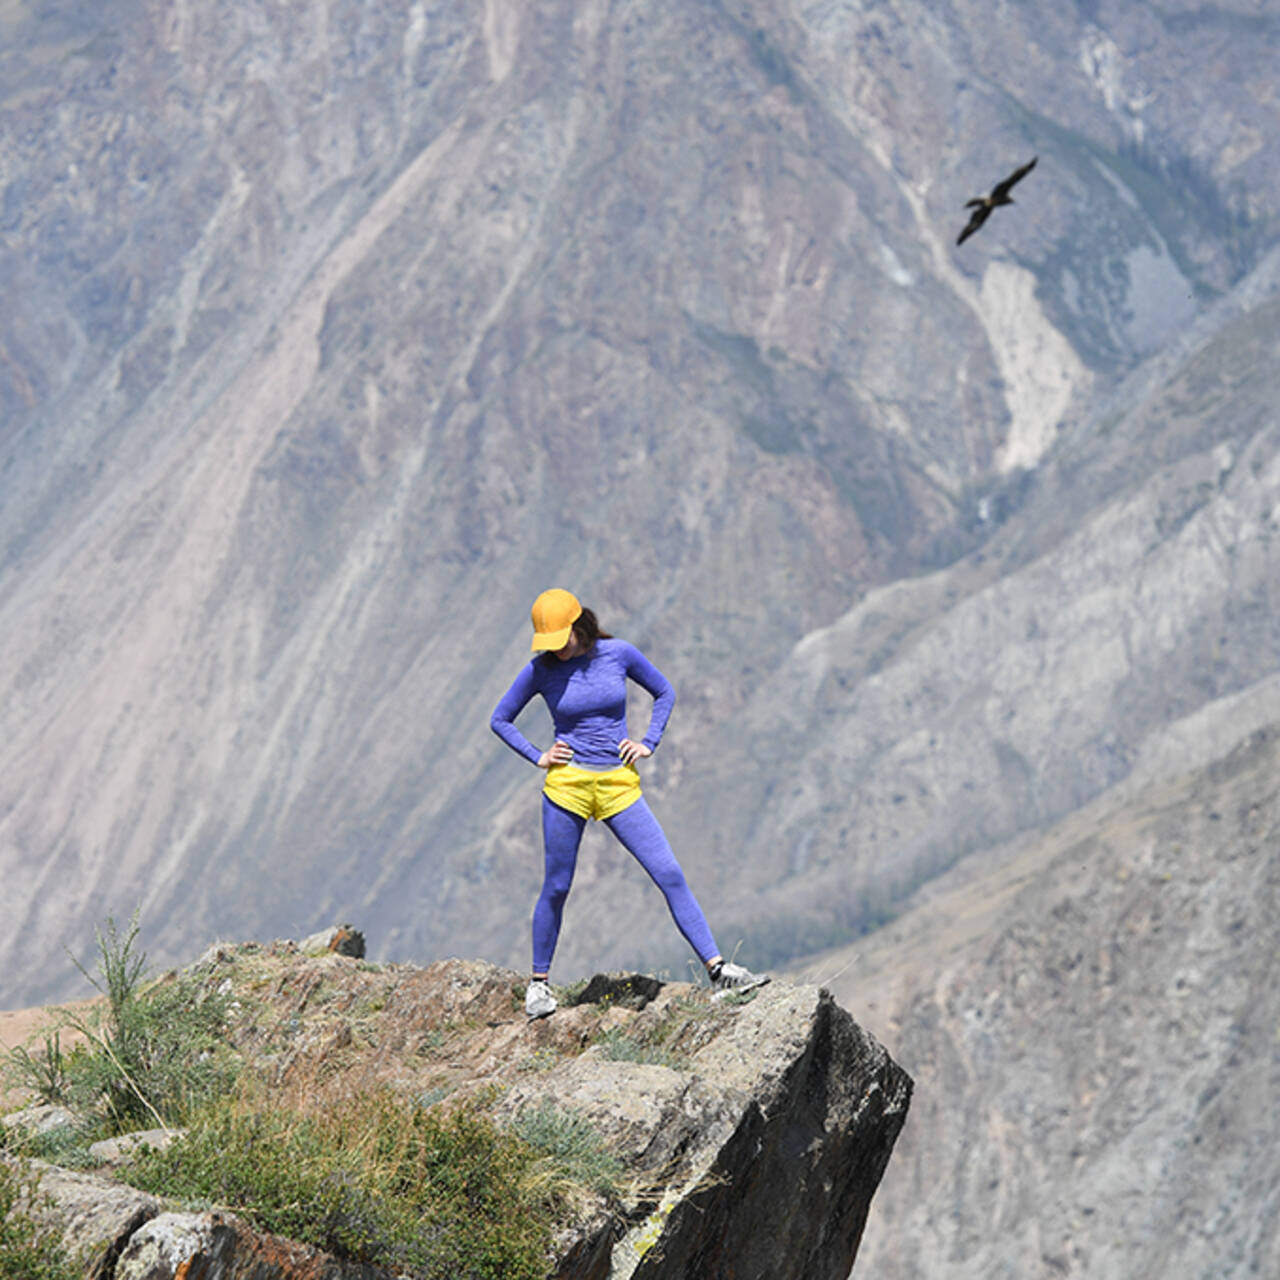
top-left (798, 710), bottom-right (1280, 1279)
top-left (646, 250), bottom-right (1280, 973)
top-left (1, 0), bottom-right (1279, 1004)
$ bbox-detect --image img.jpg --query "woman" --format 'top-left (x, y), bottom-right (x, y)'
top-left (491, 588), bottom-right (768, 1018)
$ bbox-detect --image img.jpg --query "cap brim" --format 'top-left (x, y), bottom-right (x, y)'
top-left (531, 625), bottom-right (574, 652)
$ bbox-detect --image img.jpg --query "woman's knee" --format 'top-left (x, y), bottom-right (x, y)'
top-left (540, 876), bottom-right (572, 908)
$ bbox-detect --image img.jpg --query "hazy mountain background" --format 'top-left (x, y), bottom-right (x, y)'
top-left (801, 719), bottom-right (1280, 1277)
top-left (2, 1), bottom-right (1278, 1273)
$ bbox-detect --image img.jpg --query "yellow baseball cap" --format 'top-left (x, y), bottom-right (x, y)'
top-left (530, 588), bottom-right (583, 651)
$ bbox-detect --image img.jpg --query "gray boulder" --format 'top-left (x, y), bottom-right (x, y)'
top-left (499, 980), bottom-right (912, 1280)
top-left (87, 1129), bottom-right (183, 1169)
top-left (6, 1158), bottom-right (160, 1279)
top-left (299, 924), bottom-right (367, 959)
top-left (2, 1102), bottom-right (79, 1141)
top-left (113, 1211), bottom-right (392, 1280)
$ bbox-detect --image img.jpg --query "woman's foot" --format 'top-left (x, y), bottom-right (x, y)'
top-left (525, 978), bottom-right (558, 1019)
top-left (709, 960), bottom-right (770, 996)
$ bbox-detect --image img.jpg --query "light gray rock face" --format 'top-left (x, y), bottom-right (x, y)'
top-left (494, 981), bottom-right (912, 1280)
top-left (805, 721), bottom-right (1280, 1280)
top-left (113, 1210), bottom-right (393, 1280)
top-left (2, 1103), bottom-right (79, 1140)
top-left (9, 1158), bottom-right (160, 1277)
top-left (650, 252), bottom-right (1280, 976)
top-left (0, 0), bottom-right (1278, 1020)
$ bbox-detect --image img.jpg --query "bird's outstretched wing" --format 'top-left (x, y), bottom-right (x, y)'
top-left (990, 156), bottom-right (1038, 202)
top-left (956, 205), bottom-right (991, 245)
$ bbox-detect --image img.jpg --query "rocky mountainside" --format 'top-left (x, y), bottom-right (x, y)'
top-left (4, 946), bottom-right (910, 1280)
top-left (653, 244), bottom-right (1280, 974)
top-left (796, 716), bottom-right (1280, 1279)
top-left (2, 0), bottom-right (1278, 1012)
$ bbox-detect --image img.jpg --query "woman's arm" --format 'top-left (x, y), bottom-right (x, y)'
top-left (490, 663), bottom-right (546, 766)
top-left (622, 643), bottom-right (676, 752)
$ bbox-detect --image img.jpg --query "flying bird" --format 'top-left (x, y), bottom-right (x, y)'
top-left (956, 156), bottom-right (1038, 245)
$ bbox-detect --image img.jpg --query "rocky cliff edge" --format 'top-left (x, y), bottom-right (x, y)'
top-left (6, 940), bottom-right (911, 1280)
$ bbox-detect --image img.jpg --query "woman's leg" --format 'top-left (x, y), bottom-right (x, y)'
top-left (533, 796), bottom-right (588, 976)
top-left (604, 797), bottom-right (719, 964)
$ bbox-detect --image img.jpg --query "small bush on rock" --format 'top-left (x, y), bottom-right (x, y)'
top-left (57, 913), bottom-right (239, 1131)
top-left (2, 1032), bottom-right (72, 1108)
top-left (509, 1099), bottom-right (623, 1209)
top-left (593, 1025), bottom-right (683, 1069)
top-left (124, 1089), bottom-right (551, 1279)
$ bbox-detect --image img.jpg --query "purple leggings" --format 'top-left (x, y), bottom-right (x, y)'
top-left (533, 794), bottom-right (719, 974)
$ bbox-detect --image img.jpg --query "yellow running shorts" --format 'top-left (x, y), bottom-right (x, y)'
top-left (542, 762), bottom-right (642, 821)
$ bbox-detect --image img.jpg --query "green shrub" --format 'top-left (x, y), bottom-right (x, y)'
top-left (552, 978), bottom-right (590, 1007)
top-left (2, 1032), bottom-right (72, 1108)
top-left (6, 1117), bottom-right (106, 1171)
top-left (0, 1158), bottom-right (83, 1280)
top-left (509, 1099), bottom-right (623, 1206)
top-left (55, 913), bottom-right (240, 1131)
top-left (124, 1091), bottom-right (550, 1280)
top-left (592, 1025), bottom-right (683, 1070)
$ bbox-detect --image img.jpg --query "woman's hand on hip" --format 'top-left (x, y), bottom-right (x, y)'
top-left (617, 739), bottom-right (651, 767)
top-left (538, 741), bottom-right (575, 769)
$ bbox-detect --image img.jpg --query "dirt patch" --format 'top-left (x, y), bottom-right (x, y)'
top-left (1, 1004), bottom-right (54, 1053)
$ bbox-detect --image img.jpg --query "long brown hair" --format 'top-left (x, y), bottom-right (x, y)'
top-left (571, 607), bottom-right (611, 651)
top-left (538, 605), bottom-right (611, 663)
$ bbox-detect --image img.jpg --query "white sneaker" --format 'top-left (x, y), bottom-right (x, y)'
top-left (525, 978), bottom-right (557, 1019)
top-left (710, 962), bottom-right (770, 997)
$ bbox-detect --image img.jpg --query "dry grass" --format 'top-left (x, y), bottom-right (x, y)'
top-left (123, 1077), bottom-right (558, 1279)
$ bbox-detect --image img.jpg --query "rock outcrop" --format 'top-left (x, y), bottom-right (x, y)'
top-left (503, 981), bottom-right (909, 1280)
top-left (10, 945), bottom-right (910, 1280)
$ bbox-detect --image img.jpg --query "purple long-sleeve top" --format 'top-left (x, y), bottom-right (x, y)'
top-left (490, 638), bottom-right (675, 771)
